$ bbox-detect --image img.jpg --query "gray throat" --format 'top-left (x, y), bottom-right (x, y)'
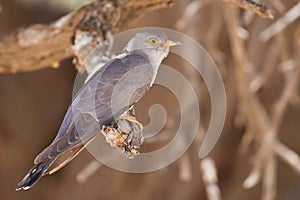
top-left (140, 48), bottom-right (169, 86)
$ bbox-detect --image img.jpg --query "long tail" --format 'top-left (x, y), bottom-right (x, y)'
top-left (16, 159), bottom-right (53, 191)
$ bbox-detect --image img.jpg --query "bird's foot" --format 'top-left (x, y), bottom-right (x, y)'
top-left (100, 115), bottom-right (144, 159)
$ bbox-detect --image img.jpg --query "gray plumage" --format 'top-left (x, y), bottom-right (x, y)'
top-left (16, 30), bottom-right (180, 191)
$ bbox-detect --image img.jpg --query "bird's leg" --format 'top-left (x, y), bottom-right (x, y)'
top-left (100, 107), bottom-right (144, 159)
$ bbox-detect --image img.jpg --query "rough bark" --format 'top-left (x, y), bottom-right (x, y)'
top-left (0, 0), bottom-right (174, 74)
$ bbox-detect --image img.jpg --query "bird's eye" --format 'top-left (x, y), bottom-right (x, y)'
top-left (149, 38), bottom-right (159, 45)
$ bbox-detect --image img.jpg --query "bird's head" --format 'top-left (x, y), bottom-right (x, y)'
top-left (123, 30), bottom-right (181, 60)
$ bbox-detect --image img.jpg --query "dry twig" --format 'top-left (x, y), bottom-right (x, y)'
top-left (223, 2), bottom-right (300, 199)
top-left (76, 159), bottom-right (102, 183)
top-left (273, 141), bottom-right (300, 174)
top-left (260, 1), bottom-right (300, 41)
top-left (223, 0), bottom-right (275, 19)
top-left (249, 42), bottom-right (280, 92)
top-left (200, 158), bottom-right (222, 200)
top-left (178, 153), bottom-right (193, 182)
top-left (175, 0), bottom-right (209, 30)
top-left (223, 4), bottom-right (275, 199)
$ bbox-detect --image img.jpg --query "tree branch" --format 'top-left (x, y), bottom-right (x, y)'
top-left (0, 0), bottom-right (174, 74)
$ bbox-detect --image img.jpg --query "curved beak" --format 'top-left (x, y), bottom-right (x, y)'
top-left (160, 40), bottom-right (181, 47)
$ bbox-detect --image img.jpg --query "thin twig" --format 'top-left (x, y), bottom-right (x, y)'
top-left (200, 158), bottom-right (222, 200)
top-left (223, 2), bottom-right (300, 199)
top-left (262, 151), bottom-right (277, 200)
top-left (175, 0), bottom-right (209, 30)
top-left (274, 141), bottom-right (300, 174)
top-left (243, 154), bottom-right (262, 188)
top-left (223, 0), bottom-right (275, 19)
top-left (271, 60), bottom-right (298, 133)
top-left (260, 1), bottom-right (300, 41)
top-left (206, 0), bottom-right (227, 73)
top-left (76, 159), bottom-right (102, 183)
top-left (178, 153), bottom-right (193, 183)
top-left (249, 42), bottom-right (280, 92)
top-left (223, 4), bottom-right (280, 199)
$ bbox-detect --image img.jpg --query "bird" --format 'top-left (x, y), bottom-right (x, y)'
top-left (16, 30), bottom-right (181, 191)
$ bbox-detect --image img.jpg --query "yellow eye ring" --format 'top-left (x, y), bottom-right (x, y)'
top-left (149, 38), bottom-right (159, 45)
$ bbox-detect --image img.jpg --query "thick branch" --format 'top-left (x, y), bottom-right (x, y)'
top-left (0, 0), bottom-right (173, 74)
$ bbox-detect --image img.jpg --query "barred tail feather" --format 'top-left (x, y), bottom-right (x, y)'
top-left (16, 159), bottom-right (53, 191)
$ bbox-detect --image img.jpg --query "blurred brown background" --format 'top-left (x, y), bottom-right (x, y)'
top-left (0, 0), bottom-right (300, 200)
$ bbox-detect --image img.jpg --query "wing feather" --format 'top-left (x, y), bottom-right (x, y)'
top-left (34, 52), bottom-right (154, 165)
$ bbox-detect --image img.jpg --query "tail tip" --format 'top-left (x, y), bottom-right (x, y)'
top-left (15, 185), bottom-right (31, 191)
top-left (15, 173), bottom-right (34, 191)
top-left (15, 160), bottom-right (51, 191)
